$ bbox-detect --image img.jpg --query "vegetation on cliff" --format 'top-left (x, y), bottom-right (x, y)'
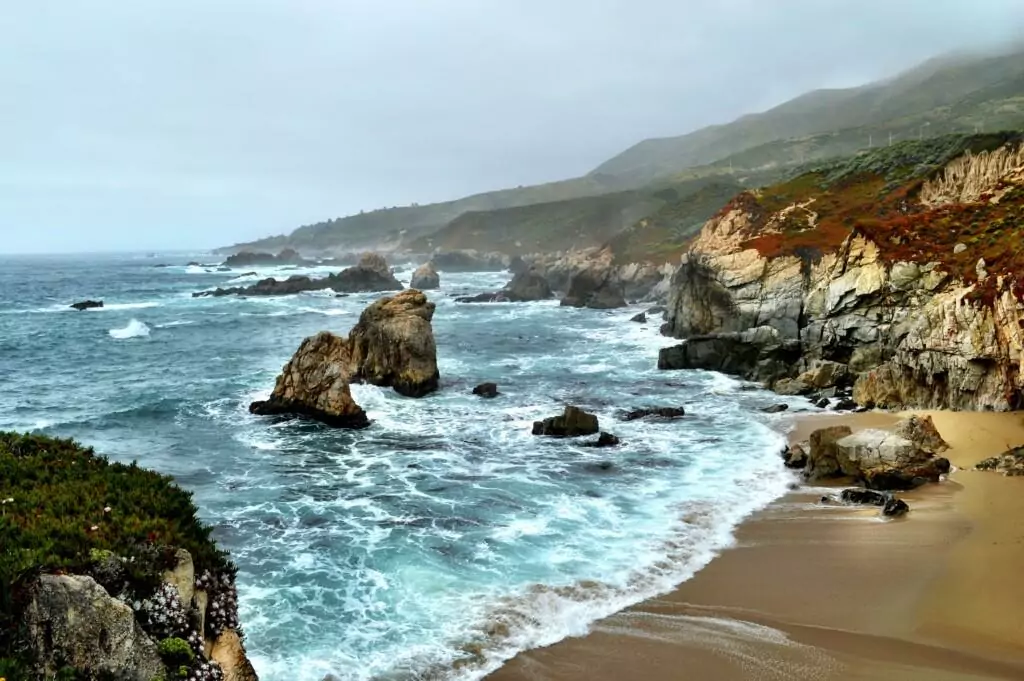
top-left (726, 132), bottom-right (1024, 304)
top-left (0, 432), bottom-right (237, 679)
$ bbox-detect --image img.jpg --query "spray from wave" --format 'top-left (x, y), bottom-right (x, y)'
top-left (109, 319), bottom-right (151, 339)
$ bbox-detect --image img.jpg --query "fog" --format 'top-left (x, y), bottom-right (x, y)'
top-left (2, 0), bottom-right (1023, 253)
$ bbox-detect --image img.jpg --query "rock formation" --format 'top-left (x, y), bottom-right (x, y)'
top-left (804, 416), bottom-right (951, 489)
top-left (976, 446), bottom-right (1024, 475)
top-left (195, 253), bottom-right (404, 298)
top-left (503, 268), bottom-right (553, 302)
top-left (250, 290), bottom-right (439, 426)
top-left (532, 406), bottom-right (599, 437)
top-left (620, 406), bottom-right (685, 421)
top-left (429, 250), bottom-right (507, 272)
top-left (560, 265), bottom-right (627, 309)
top-left (410, 262), bottom-right (441, 289)
top-left (658, 138), bottom-right (1024, 411)
top-left (224, 248), bottom-right (309, 267)
top-left (71, 299), bottom-right (104, 311)
top-left (524, 248), bottom-right (675, 302)
top-left (472, 382), bottom-right (499, 398)
top-left (249, 332), bottom-right (371, 428)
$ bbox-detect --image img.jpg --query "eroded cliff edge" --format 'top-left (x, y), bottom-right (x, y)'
top-left (0, 432), bottom-right (257, 681)
top-left (659, 134), bottom-right (1024, 411)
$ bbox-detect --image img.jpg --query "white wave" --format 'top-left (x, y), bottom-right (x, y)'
top-left (155, 320), bottom-right (195, 328)
top-left (102, 301), bottom-right (162, 311)
top-left (108, 319), bottom-right (151, 339)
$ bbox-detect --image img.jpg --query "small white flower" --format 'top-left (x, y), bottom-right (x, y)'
top-left (90, 525), bottom-right (99, 531)
top-left (103, 506), bottom-right (112, 513)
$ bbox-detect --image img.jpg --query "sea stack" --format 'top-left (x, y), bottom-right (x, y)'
top-left (250, 289), bottom-right (439, 427)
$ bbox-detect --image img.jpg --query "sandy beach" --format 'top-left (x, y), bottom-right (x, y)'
top-left (488, 411), bottom-right (1024, 681)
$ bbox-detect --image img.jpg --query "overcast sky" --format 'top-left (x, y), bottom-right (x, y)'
top-left (2, 0), bottom-right (1023, 253)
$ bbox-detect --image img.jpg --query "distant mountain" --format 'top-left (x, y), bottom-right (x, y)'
top-left (222, 47), bottom-right (1024, 258)
top-left (592, 48), bottom-right (1024, 185)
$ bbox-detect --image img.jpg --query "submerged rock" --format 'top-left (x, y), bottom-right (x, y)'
top-left (71, 299), bottom-right (104, 311)
top-left (620, 406), bottom-right (685, 421)
top-left (250, 290), bottom-right (439, 427)
top-left (582, 431), bottom-right (621, 447)
top-left (25, 574), bottom-right (164, 681)
top-left (761, 404), bottom-right (789, 414)
top-left (472, 382), bottom-right (499, 398)
top-left (410, 262), bottom-right (440, 290)
top-left (629, 312), bottom-right (647, 323)
top-left (532, 406), bottom-right (599, 437)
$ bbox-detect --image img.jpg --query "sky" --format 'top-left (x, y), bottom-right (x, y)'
top-left (2, 0), bottom-right (1024, 254)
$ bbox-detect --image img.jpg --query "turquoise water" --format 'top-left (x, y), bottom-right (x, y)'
top-left (0, 254), bottom-right (792, 680)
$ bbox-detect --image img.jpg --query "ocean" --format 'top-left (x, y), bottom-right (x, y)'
top-left (0, 253), bottom-right (794, 681)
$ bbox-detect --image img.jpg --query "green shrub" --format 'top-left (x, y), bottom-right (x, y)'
top-left (0, 432), bottom-right (236, 668)
top-left (157, 638), bottom-right (194, 668)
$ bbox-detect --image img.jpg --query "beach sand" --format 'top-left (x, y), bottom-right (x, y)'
top-left (488, 411), bottom-right (1024, 680)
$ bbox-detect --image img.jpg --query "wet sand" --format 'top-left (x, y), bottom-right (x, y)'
top-left (488, 411), bottom-right (1024, 681)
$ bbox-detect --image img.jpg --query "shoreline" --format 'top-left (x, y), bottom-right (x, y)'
top-left (487, 410), bottom-right (1024, 681)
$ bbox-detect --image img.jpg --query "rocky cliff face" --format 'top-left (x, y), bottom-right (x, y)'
top-left (527, 247), bottom-right (675, 303)
top-left (660, 137), bottom-right (1024, 411)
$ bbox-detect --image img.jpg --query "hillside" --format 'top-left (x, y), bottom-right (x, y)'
top-left (221, 48), bottom-right (1024, 258)
top-left (594, 48), bottom-right (1024, 185)
top-left (410, 176), bottom-right (741, 257)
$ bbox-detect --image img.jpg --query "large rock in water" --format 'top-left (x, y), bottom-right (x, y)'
top-left (331, 253), bottom-right (404, 293)
top-left (24, 574), bottom-right (164, 681)
top-left (560, 266), bottom-right (626, 309)
top-left (249, 290), bottom-right (439, 427)
top-left (658, 327), bottom-right (802, 385)
top-left (532, 406), bottom-right (599, 437)
top-left (347, 289), bottom-right (439, 396)
top-left (71, 299), bottom-right (104, 311)
top-left (410, 262), bottom-right (440, 289)
top-left (503, 268), bottom-right (552, 302)
top-left (249, 332), bottom-right (370, 428)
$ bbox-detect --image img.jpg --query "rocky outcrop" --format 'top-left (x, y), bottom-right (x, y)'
top-left (620, 406), bottom-right (685, 421)
top-left (193, 274), bottom-right (333, 298)
top-left (976, 446), bottom-right (1024, 476)
top-left (331, 253), bottom-right (404, 293)
top-left (503, 268), bottom-right (553, 302)
top-left (71, 299), bottom-right (104, 311)
top-left (659, 142), bottom-right (1024, 411)
top-left (249, 332), bottom-right (370, 428)
top-left (25, 574), bottom-right (164, 681)
top-left (429, 250), bottom-right (507, 272)
top-left (525, 248), bottom-right (675, 302)
top-left (250, 290), bottom-right (438, 426)
top-left (560, 265), bottom-right (627, 309)
top-left (211, 630), bottom-right (259, 681)
top-left (582, 432), bottom-right (621, 448)
top-left (472, 382), bottom-right (499, 398)
top-left (224, 248), bottom-right (308, 267)
top-left (532, 406), bottom-right (599, 437)
top-left (410, 262), bottom-right (440, 289)
top-left (805, 416), bottom-right (951, 490)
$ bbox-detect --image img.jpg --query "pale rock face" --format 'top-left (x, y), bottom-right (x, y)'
top-left (25, 575), bottom-right (163, 681)
top-left (919, 144), bottom-right (1024, 207)
top-left (162, 548), bottom-right (195, 607)
top-left (211, 629), bottom-right (259, 681)
top-left (410, 262), bottom-right (440, 290)
top-left (662, 145), bottom-right (1024, 411)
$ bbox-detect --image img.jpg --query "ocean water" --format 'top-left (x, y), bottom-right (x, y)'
top-left (0, 253), bottom-right (796, 681)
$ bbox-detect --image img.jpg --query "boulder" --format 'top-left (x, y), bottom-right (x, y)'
top-left (71, 299), bottom-right (104, 311)
top-left (193, 274), bottom-right (335, 297)
top-left (893, 414), bottom-right (949, 455)
top-left (249, 332), bottom-right (370, 428)
top-left (833, 427), bottom-right (950, 490)
top-left (773, 379), bottom-right (812, 396)
top-left (804, 425), bottom-right (853, 480)
top-left (621, 406), bottom-right (685, 421)
top-left (502, 268), bottom-right (553, 302)
top-left (815, 397), bottom-right (831, 409)
top-left (838, 488), bottom-right (910, 517)
top-left (410, 262), bottom-right (440, 290)
top-left (883, 497), bottom-right (910, 517)
top-left (630, 312), bottom-right (647, 323)
top-left (761, 404), bottom-right (789, 414)
top-left (472, 382), bottom-right (499, 398)
top-left (24, 574), bottom-right (163, 681)
top-left (211, 629), bottom-right (259, 681)
top-left (454, 291), bottom-right (508, 304)
top-left (658, 327), bottom-right (803, 386)
top-left (582, 432), bottom-right (621, 448)
top-left (347, 289), bottom-right (439, 397)
top-left (975, 445), bottom-right (1024, 475)
top-left (330, 254), bottom-right (404, 293)
top-left (560, 266), bottom-right (627, 309)
top-left (796, 361), bottom-right (850, 390)
top-left (532, 406), bottom-right (599, 437)
top-left (783, 442), bottom-right (808, 469)
top-left (833, 398), bottom-right (858, 411)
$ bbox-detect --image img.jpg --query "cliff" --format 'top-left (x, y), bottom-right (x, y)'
top-left (0, 433), bottom-right (257, 681)
top-left (660, 133), bottom-right (1024, 411)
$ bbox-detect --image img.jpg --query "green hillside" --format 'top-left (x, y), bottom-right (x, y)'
top-left (593, 48), bottom-right (1024, 185)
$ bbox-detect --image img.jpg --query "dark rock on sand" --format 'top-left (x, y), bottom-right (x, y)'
top-left (975, 446), bottom-right (1024, 475)
top-left (532, 406), bottom-right (599, 437)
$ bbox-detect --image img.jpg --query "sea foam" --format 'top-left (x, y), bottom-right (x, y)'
top-left (108, 319), bottom-right (151, 339)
